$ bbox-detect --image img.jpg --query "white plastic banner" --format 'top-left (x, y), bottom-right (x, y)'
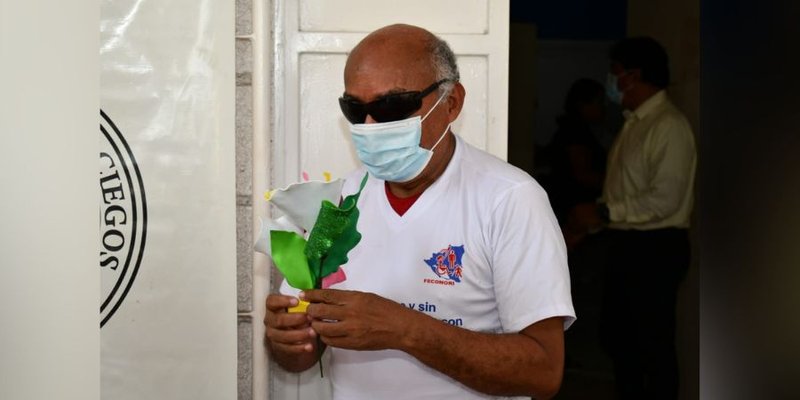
top-left (100, 0), bottom-right (236, 399)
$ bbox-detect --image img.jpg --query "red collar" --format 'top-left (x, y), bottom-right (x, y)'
top-left (384, 182), bottom-right (423, 216)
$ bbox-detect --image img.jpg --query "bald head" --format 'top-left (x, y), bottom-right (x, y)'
top-left (344, 24), bottom-right (459, 100)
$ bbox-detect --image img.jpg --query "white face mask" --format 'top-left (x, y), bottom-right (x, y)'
top-left (606, 71), bottom-right (632, 105)
top-left (349, 94), bottom-right (449, 182)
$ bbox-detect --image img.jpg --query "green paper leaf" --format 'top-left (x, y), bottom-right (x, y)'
top-left (270, 230), bottom-right (313, 289)
top-left (321, 205), bottom-right (361, 276)
top-left (304, 173), bottom-right (368, 287)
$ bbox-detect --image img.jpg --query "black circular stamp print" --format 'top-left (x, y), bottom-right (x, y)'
top-left (100, 110), bottom-right (147, 327)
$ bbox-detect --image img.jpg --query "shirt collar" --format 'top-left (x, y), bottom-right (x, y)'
top-left (624, 90), bottom-right (668, 121)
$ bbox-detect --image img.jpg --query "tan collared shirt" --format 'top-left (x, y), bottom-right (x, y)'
top-left (603, 90), bottom-right (696, 230)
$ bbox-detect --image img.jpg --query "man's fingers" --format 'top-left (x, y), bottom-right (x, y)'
top-left (265, 311), bottom-right (309, 330)
top-left (265, 294), bottom-right (299, 311)
top-left (301, 289), bottom-right (347, 305)
top-left (268, 340), bottom-right (315, 354)
top-left (311, 320), bottom-right (349, 338)
top-left (266, 325), bottom-right (316, 345)
top-left (305, 302), bottom-right (348, 322)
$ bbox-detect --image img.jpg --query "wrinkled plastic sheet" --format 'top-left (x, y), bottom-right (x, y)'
top-left (100, 0), bottom-right (236, 398)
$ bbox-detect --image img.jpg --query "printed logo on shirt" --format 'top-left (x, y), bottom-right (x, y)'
top-left (423, 244), bottom-right (464, 285)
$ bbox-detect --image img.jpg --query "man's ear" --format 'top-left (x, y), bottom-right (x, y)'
top-left (446, 82), bottom-right (466, 123)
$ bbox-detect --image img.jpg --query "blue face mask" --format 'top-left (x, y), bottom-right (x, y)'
top-left (606, 73), bottom-right (624, 104)
top-left (350, 94), bottom-right (449, 182)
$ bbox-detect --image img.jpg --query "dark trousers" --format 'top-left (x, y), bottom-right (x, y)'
top-left (600, 228), bottom-right (690, 400)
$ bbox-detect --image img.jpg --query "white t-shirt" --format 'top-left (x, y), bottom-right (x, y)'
top-left (284, 135), bottom-right (575, 400)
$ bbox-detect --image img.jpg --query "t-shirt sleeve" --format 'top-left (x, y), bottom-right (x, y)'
top-left (489, 181), bottom-right (576, 332)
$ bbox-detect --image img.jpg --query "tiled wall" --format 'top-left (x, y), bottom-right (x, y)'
top-left (236, 0), bottom-right (255, 398)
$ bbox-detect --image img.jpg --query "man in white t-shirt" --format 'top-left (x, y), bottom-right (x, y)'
top-left (264, 24), bottom-right (575, 399)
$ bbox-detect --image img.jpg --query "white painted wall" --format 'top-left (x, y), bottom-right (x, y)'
top-left (0, 1), bottom-right (99, 399)
top-left (271, 0), bottom-right (510, 188)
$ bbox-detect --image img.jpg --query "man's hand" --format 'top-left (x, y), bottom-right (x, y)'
top-left (303, 289), bottom-right (565, 398)
top-left (263, 294), bottom-right (319, 372)
top-left (560, 202), bottom-right (603, 249)
top-left (301, 289), bottom-right (414, 351)
top-left (570, 202), bottom-right (604, 230)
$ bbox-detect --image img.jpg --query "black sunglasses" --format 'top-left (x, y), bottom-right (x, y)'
top-left (338, 79), bottom-right (452, 124)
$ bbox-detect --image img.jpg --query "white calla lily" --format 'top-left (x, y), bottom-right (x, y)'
top-left (253, 178), bottom-right (344, 256)
top-left (253, 216), bottom-right (303, 256)
top-left (268, 179), bottom-right (344, 231)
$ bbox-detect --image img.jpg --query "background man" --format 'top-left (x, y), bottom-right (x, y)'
top-left (264, 24), bottom-right (575, 400)
top-left (578, 36), bottom-right (696, 399)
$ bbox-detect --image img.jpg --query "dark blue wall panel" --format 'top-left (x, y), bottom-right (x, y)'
top-left (510, 0), bottom-right (627, 40)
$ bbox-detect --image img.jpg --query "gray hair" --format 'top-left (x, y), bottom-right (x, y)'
top-left (430, 36), bottom-right (460, 95)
